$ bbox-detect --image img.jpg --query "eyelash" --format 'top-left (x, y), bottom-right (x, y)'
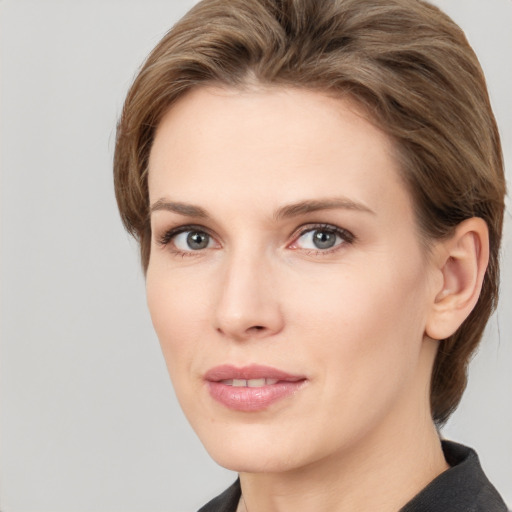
top-left (156, 223), bottom-right (355, 257)
top-left (156, 224), bottom-right (214, 257)
top-left (292, 223), bottom-right (355, 255)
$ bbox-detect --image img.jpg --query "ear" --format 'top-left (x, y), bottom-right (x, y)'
top-left (425, 218), bottom-right (489, 341)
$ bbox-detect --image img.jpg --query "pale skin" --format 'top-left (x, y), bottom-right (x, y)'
top-left (146, 86), bottom-right (489, 512)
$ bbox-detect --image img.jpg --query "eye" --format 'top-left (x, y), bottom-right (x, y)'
top-left (174, 230), bottom-right (213, 251)
top-left (157, 226), bottom-right (217, 254)
top-left (290, 225), bottom-right (354, 252)
top-left (299, 229), bottom-right (339, 250)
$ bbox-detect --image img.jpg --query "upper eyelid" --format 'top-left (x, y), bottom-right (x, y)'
top-left (156, 224), bottom-right (217, 246)
top-left (292, 223), bottom-right (354, 239)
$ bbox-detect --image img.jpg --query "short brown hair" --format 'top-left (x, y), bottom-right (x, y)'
top-left (114, 0), bottom-right (506, 424)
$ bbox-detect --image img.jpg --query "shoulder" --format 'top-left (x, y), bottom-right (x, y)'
top-left (400, 441), bottom-right (508, 512)
top-left (197, 479), bottom-right (241, 512)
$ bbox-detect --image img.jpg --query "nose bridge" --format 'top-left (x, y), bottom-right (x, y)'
top-left (214, 242), bottom-right (283, 340)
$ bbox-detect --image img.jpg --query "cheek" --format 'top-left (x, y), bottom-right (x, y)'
top-left (146, 265), bottom-right (209, 376)
top-left (286, 256), bottom-right (429, 382)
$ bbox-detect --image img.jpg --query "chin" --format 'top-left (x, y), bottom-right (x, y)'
top-left (191, 419), bottom-right (330, 475)
top-left (197, 426), bottom-right (282, 472)
top-left (208, 445), bottom-right (299, 474)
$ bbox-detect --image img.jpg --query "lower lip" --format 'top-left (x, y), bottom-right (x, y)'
top-left (207, 380), bottom-right (306, 412)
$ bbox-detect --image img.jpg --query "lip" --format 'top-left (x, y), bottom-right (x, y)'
top-left (205, 364), bottom-right (307, 412)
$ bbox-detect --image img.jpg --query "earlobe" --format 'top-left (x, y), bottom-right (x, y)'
top-left (425, 218), bottom-right (489, 341)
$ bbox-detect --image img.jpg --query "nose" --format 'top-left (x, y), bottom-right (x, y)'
top-left (214, 249), bottom-right (284, 341)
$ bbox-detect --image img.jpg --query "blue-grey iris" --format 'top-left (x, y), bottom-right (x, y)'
top-left (313, 230), bottom-right (337, 249)
top-left (187, 231), bottom-right (209, 250)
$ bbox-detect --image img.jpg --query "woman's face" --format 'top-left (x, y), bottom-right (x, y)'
top-left (146, 86), bottom-right (440, 473)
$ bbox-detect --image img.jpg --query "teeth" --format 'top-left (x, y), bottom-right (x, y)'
top-left (220, 378), bottom-right (279, 387)
top-left (247, 378), bottom-right (266, 388)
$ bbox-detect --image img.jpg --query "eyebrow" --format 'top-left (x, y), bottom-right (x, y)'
top-left (273, 197), bottom-right (375, 220)
top-left (150, 199), bottom-right (209, 218)
top-left (149, 197), bottom-right (375, 220)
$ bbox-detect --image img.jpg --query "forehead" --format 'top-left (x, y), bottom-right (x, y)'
top-left (148, 86), bottom-right (411, 219)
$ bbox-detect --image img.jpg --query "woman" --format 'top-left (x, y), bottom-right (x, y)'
top-left (114, 0), bottom-right (508, 510)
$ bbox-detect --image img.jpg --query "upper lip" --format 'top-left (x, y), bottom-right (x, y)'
top-left (204, 364), bottom-right (305, 382)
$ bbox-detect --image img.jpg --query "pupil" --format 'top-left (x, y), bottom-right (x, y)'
top-left (313, 230), bottom-right (336, 249)
top-left (187, 231), bottom-right (209, 249)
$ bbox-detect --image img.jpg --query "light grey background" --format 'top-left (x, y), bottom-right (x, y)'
top-left (0, 1), bottom-right (510, 511)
